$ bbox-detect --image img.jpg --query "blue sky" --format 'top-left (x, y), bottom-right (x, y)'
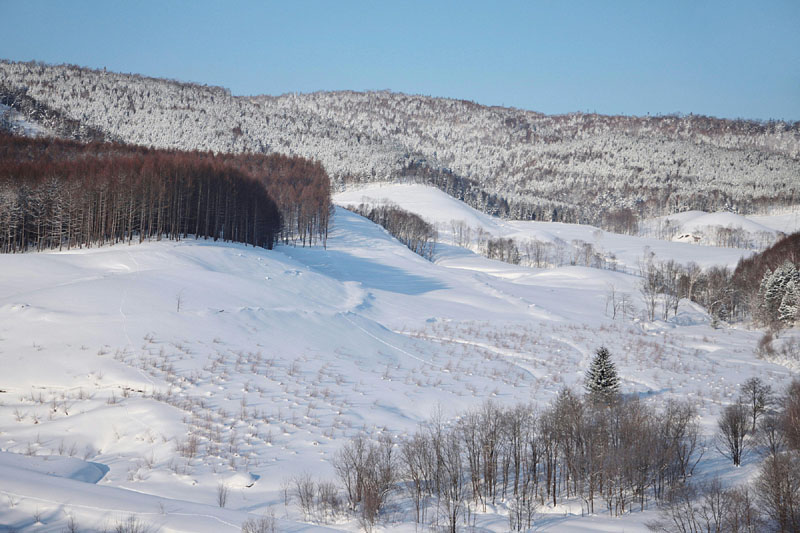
top-left (2, 1), bottom-right (798, 121)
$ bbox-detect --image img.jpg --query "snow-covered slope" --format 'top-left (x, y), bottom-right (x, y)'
top-left (667, 211), bottom-right (776, 234)
top-left (2, 60), bottom-right (799, 226)
top-left (0, 103), bottom-right (53, 137)
top-left (638, 210), bottom-right (787, 248)
top-left (746, 210), bottom-right (800, 234)
top-left (335, 183), bottom-right (759, 269)
top-left (1, 201), bottom-right (795, 532)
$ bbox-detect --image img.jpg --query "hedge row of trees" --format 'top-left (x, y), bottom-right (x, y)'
top-left (211, 151), bottom-right (331, 247)
top-left (0, 133), bottom-right (331, 252)
top-left (346, 202), bottom-right (437, 260)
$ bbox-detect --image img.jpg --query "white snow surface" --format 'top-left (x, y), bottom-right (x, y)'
top-left (747, 210), bottom-right (800, 234)
top-left (335, 183), bottom-right (760, 269)
top-left (643, 209), bottom-right (786, 242)
top-left (670, 211), bottom-right (777, 234)
top-left (0, 199), bottom-right (796, 532)
top-left (0, 103), bottom-right (53, 138)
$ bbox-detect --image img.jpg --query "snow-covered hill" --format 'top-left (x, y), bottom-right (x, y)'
top-left (640, 210), bottom-right (792, 249)
top-left (1, 198), bottom-right (795, 531)
top-left (2, 60), bottom-right (799, 227)
top-left (335, 183), bottom-right (764, 269)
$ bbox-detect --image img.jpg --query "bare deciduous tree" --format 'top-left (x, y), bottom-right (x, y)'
top-left (217, 482), bottom-right (229, 508)
top-left (740, 377), bottom-right (773, 434)
top-left (717, 403), bottom-right (750, 466)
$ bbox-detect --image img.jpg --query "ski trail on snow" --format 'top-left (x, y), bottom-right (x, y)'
top-left (341, 312), bottom-right (443, 369)
top-left (119, 248), bottom-right (156, 430)
top-left (0, 487), bottom-right (241, 531)
top-left (119, 250), bottom-right (137, 350)
top-left (394, 331), bottom-right (542, 380)
top-left (119, 250), bottom-right (156, 390)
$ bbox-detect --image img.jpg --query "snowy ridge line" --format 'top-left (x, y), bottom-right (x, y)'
top-left (2, 60), bottom-right (799, 227)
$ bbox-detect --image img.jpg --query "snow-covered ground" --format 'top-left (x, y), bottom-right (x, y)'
top-left (747, 210), bottom-right (800, 234)
top-left (0, 196), bottom-right (796, 532)
top-left (0, 103), bottom-right (53, 138)
top-left (649, 210), bottom-right (779, 236)
top-left (335, 183), bottom-right (779, 270)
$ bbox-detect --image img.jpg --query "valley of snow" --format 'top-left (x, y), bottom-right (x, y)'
top-left (335, 183), bottom-right (800, 268)
top-left (0, 190), bottom-right (797, 532)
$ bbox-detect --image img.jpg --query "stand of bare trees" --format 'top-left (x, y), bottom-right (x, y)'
top-left (214, 151), bottom-right (331, 247)
top-left (346, 202), bottom-right (437, 260)
top-left (300, 381), bottom-right (800, 532)
top-left (0, 133), bottom-right (331, 252)
top-left (637, 255), bottom-right (740, 324)
top-left (322, 394), bottom-right (702, 532)
top-left (652, 378), bottom-right (800, 533)
top-left (636, 232), bottom-right (800, 326)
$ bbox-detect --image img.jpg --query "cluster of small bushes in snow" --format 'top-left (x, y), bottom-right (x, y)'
top-left (649, 378), bottom-right (800, 532)
top-left (446, 218), bottom-right (623, 270)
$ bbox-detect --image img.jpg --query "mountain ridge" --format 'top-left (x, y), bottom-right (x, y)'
top-left (2, 59), bottom-right (799, 228)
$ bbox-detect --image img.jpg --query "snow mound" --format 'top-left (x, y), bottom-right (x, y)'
top-left (678, 211), bottom-right (778, 235)
top-left (746, 211), bottom-right (800, 234)
top-left (336, 183), bottom-right (504, 233)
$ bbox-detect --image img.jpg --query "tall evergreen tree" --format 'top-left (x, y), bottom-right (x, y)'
top-left (778, 278), bottom-right (798, 326)
top-left (585, 346), bottom-right (621, 403)
top-left (759, 261), bottom-right (800, 327)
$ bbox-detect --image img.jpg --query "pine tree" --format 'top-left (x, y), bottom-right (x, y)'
top-left (778, 278), bottom-right (798, 326)
top-left (585, 346), bottom-right (620, 403)
top-left (759, 261), bottom-right (800, 327)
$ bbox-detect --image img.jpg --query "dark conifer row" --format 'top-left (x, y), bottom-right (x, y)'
top-left (0, 133), bottom-right (331, 252)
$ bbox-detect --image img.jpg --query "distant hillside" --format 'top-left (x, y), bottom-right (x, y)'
top-left (2, 60), bottom-right (798, 228)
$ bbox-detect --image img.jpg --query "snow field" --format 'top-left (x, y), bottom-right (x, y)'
top-left (0, 201), bottom-right (796, 532)
top-left (334, 183), bottom-right (778, 272)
